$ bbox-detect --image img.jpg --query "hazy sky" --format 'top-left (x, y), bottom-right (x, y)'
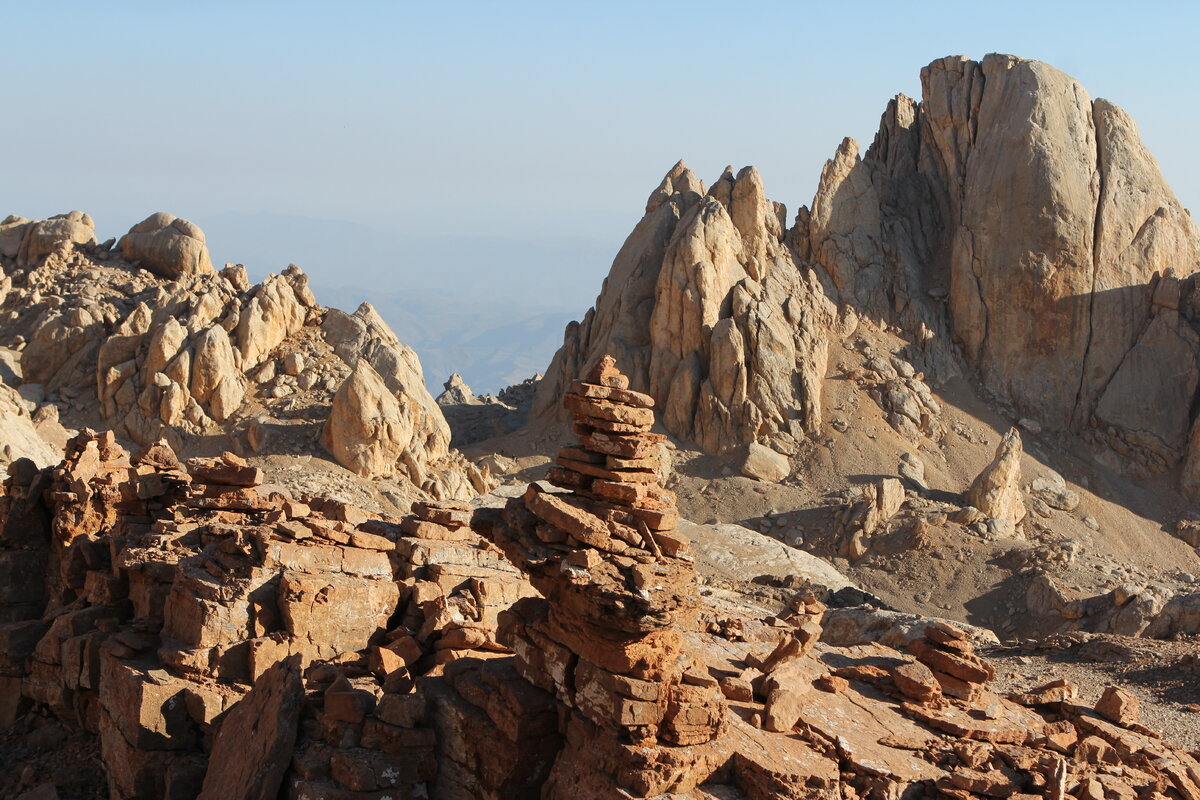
top-left (4, 1), bottom-right (1198, 385)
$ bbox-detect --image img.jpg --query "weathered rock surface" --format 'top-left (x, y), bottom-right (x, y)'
top-left (322, 350), bottom-right (489, 498)
top-left (534, 163), bottom-right (841, 456)
top-left (0, 215), bottom-right (487, 501)
top-left (966, 428), bottom-right (1026, 526)
top-left (1, 212), bottom-right (96, 267)
top-left (198, 655), bottom-right (303, 800)
top-left (118, 212), bottom-right (213, 279)
top-left (841, 54), bottom-right (1200, 478)
top-left (0, 429), bottom-right (530, 798)
top-left (535, 52), bottom-right (1200, 492)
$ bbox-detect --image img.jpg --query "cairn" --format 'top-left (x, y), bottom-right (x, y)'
top-left (478, 355), bottom-right (725, 792)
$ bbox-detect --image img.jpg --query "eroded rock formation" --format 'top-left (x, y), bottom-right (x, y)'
top-left (819, 54), bottom-right (1200, 479)
top-left (966, 428), bottom-right (1026, 528)
top-left (536, 52), bottom-right (1200, 496)
top-left (4, 370), bottom-right (1200, 798)
top-left (0, 212), bottom-right (487, 500)
top-left (0, 430), bottom-right (529, 798)
top-left (534, 164), bottom-right (843, 458)
top-left (119, 212), bottom-right (214, 280)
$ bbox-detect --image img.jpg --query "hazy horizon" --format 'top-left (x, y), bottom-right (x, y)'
top-left (4, 2), bottom-right (1197, 392)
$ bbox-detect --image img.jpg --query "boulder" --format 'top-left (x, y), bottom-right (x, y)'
top-left (966, 428), bottom-right (1025, 526)
top-left (322, 360), bottom-right (414, 479)
top-left (740, 442), bottom-right (790, 482)
top-left (119, 212), bottom-right (213, 279)
top-left (15, 211), bottom-right (96, 266)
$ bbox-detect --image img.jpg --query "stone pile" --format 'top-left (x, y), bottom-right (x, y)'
top-left (276, 495), bottom-right (535, 800)
top-left (477, 355), bottom-right (727, 793)
top-left (461, 358), bottom-right (1200, 798)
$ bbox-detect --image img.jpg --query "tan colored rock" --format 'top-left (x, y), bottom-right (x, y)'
top-left (0, 214), bottom-right (31, 259)
top-left (119, 212), bottom-right (213, 279)
top-left (16, 211), bottom-right (96, 266)
top-left (322, 360), bottom-right (414, 479)
top-left (966, 428), bottom-right (1025, 525)
top-left (740, 442), bottom-right (789, 482)
top-left (190, 326), bottom-right (245, 421)
top-left (235, 271), bottom-right (310, 369)
top-left (534, 163), bottom-right (835, 456)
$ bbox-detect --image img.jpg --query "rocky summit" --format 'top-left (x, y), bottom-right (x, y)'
top-left (2, 51), bottom-right (1200, 800)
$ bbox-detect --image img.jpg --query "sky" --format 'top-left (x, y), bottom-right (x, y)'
top-left (3, 1), bottom-right (1198, 388)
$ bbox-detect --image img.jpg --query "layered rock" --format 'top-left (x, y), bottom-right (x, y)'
top-left (478, 356), bottom-right (728, 793)
top-left (5, 424), bottom-right (1200, 798)
top-left (534, 163), bottom-right (842, 457)
top-left (0, 429), bottom-right (529, 799)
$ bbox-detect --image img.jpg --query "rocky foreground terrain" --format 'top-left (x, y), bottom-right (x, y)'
top-left (0, 52), bottom-right (1199, 799)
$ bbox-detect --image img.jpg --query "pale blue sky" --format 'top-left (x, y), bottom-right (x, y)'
top-left (3, 1), bottom-right (1197, 388)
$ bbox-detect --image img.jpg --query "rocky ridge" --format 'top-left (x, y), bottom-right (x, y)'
top-left (0, 211), bottom-right (488, 502)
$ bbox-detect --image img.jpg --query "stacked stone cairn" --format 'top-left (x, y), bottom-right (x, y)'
top-left (478, 355), bottom-right (727, 794)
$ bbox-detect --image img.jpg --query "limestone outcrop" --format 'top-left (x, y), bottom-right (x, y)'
top-left (118, 212), bottom-right (213, 279)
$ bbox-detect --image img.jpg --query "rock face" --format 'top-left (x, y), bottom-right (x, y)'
top-left (829, 54), bottom-right (1200, 477)
top-left (197, 655), bottom-right (303, 800)
top-left (534, 163), bottom-right (842, 456)
top-left (966, 428), bottom-right (1026, 526)
top-left (118, 212), bottom-right (213, 279)
top-left (536, 53), bottom-right (1200, 493)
